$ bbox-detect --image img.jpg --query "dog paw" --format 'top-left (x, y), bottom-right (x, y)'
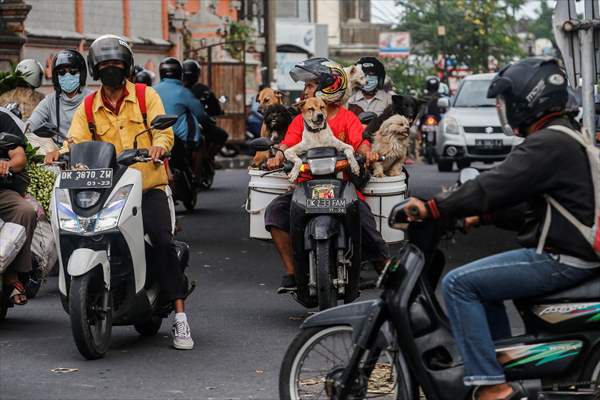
top-left (373, 170), bottom-right (384, 178)
top-left (288, 170), bottom-right (299, 183)
top-left (350, 162), bottom-right (361, 176)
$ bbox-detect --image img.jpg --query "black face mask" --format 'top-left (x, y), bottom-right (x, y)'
top-left (99, 66), bottom-right (126, 88)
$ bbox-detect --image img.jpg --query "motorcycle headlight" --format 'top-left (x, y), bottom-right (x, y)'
top-left (95, 185), bottom-right (133, 232)
top-left (55, 188), bottom-right (83, 233)
top-left (443, 117), bottom-right (460, 135)
top-left (75, 190), bottom-right (101, 208)
top-left (308, 157), bottom-right (337, 175)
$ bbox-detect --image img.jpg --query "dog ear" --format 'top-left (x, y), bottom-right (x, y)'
top-left (391, 95), bottom-right (405, 107)
top-left (293, 99), bottom-right (306, 110)
top-left (275, 90), bottom-right (286, 99)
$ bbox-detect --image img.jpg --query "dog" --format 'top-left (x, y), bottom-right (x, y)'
top-left (371, 115), bottom-right (410, 177)
top-left (284, 97), bottom-right (360, 183)
top-left (342, 64), bottom-right (366, 105)
top-left (364, 94), bottom-right (424, 141)
top-left (250, 104), bottom-right (294, 169)
top-left (251, 88), bottom-right (287, 168)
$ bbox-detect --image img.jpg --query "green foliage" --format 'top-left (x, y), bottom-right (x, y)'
top-left (385, 59), bottom-right (435, 95)
top-left (24, 140), bottom-right (56, 215)
top-left (0, 70), bottom-right (28, 95)
top-left (224, 21), bottom-right (254, 61)
top-left (398, 0), bottom-right (525, 73)
top-left (527, 1), bottom-right (554, 40)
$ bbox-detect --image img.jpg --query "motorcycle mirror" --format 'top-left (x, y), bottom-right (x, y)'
top-left (150, 115), bottom-right (178, 130)
top-left (458, 167), bottom-right (480, 184)
top-left (388, 199), bottom-right (412, 230)
top-left (249, 137), bottom-right (273, 152)
top-left (218, 95), bottom-right (228, 104)
top-left (33, 122), bottom-right (65, 138)
top-left (358, 111), bottom-right (377, 125)
top-left (437, 97), bottom-right (450, 111)
top-left (117, 149), bottom-right (142, 166)
top-left (0, 132), bottom-right (25, 150)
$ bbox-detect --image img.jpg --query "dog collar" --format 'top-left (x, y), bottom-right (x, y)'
top-left (304, 121), bottom-right (325, 133)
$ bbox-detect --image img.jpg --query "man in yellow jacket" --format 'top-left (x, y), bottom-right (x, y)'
top-left (46, 35), bottom-right (193, 350)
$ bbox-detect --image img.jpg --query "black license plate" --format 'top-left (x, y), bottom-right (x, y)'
top-left (59, 168), bottom-right (113, 189)
top-left (305, 198), bottom-right (347, 214)
top-left (475, 139), bottom-right (502, 149)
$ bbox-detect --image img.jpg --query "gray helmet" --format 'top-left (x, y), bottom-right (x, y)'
top-left (87, 34), bottom-right (134, 80)
top-left (16, 59), bottom-right (44, 88)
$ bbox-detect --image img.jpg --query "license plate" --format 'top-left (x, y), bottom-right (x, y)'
top-left (475, 139), bottom-right (502, 149)
top-left (305, 198), bottom-right (347, 214)
top-left (59, 168), bottom-right (113, 189)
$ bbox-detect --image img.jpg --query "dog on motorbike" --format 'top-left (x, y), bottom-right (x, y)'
top-left (342, 64), bottom-right (367, 104)
top-left (364, 94), bottom-right (423, 141)
top-left (371, 114), bottom-right (410, 177)
top-left (251, 104), bottom-right (294, 169)
top-left (251, 88), bottom-right (287, 168)
top-left (284, 97), bottom-right (360, 183)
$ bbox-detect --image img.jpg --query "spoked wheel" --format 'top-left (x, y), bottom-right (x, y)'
top-left (279, 325), bottom-right (416, 400)
top-left (69, 268), bottom-right (112, 360)
top-left (134, 315), bottom-right (163, 336)
top-left (315, 240), bottom-right (337, 311)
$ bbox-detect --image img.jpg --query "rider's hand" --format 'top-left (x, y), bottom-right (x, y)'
top-left (403, 197), bottom-right (428, 221)
top-left (463, 216), bottom-right (481, 232)
top-left (149, 146), bottom-right (166, 162)
top-left (267, 154), bottom-right (284, 170)
top-left (0, 160), bottom-right (10, 176)
top-left (44, 150), bottom-right (60, 165)
top-left (364, 151), bottom-right (380, 167)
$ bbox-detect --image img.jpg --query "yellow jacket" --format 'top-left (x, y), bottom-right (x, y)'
top-left (66, 80), bottom-right (174, 192)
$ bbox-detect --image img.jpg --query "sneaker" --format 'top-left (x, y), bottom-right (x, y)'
top-left (277, 274), bottom-right (297, 294)
top-left (171, 319), bottom-right (194, 350)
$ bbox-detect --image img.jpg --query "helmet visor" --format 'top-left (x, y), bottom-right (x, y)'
top-left (496, 96), bottom-right (515, 136)
top-left (289, 65), bottom-right (319, 83)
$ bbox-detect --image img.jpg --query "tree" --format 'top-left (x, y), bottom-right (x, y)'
top-left (385, 58), bottom-right (435, 95)
top-left (527, 1), bottom-right (554, 40)
top-left (398, 0), bottom-right (525, 73)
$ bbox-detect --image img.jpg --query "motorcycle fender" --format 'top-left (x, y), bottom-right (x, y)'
top-left (67, 249), bottom-right (110, 290)
top-left (305, 215), bottom-right (341, 244)
top-left (301, 299), bottom-right (381, 341)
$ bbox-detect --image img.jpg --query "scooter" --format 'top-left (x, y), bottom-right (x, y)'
top-left (252, 138), bottom-right (367, 311)
top-left (280, 168), bottom-right (600, 399)
top-left (419, 113), bottom-right (439, 164)
top-left (169, 136), bottom-right (201, 212)
top-left (46, 115), bottom-right (194, 359)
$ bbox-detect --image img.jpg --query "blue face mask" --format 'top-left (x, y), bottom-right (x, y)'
top-left (362, 75), bottom-right (378, 92)
top-left (58, 73), bottom-right (80, 94)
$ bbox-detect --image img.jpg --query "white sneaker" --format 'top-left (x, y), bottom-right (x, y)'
top-left (171, 319), bottom-right (194, 350)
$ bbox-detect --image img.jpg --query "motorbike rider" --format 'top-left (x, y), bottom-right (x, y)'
top-left (134, 69), bottom-right (154, 86)
top-left (28, 49), bottom-right (91, 145)
top-left (0, 107), bottom-right (37, 306)
top-left (347, 57), bottom-right (392, 116)
top-left (421, 75), bottom-right (443, 119)
top-left (45, 35), bottom-right (194, 350)
top-left (265, 57), bottom-right (389, 293)
top-left (182, 59), bottom-right (229, 159)
top-left (0, 59), bottom-right (45, 120)
top-left (403, 57), bottom-right (599, 400)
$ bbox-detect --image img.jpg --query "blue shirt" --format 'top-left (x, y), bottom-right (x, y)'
top-left (154, 78), bottom-right (207, 142)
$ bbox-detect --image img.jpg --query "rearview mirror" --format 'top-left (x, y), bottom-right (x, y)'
top-left (249, 137), bottom-right (273, 152)
top-left (33, 122), bottom-right (64, 138)
top-left (358, 111), bottom-right (377, 125)
top-left (0, 132), bottom-right (25, 150)
top-left (437, 97), bottom-right (450, 111)
top-left (458, 167), bottom-right (480, 184)
top-left (388, 199), bottom-right (411, 230)
top-left (150, 115), bottom-right (178, 130)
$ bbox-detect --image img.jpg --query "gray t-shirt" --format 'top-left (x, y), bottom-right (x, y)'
top-left (347, 90), bottom-right (393, 116)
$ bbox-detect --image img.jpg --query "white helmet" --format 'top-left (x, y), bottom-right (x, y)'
top-left (16, 59), bottom-right (44, 88)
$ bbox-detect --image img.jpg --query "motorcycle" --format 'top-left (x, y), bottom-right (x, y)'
top-left (251, 138), bottom-right (369, 311)
top-left (169, 136), bottom-right (201, 212)
top-left (279, 168), bottom-right (600, 399)
top-left (419, 113), bottom-right (439, 164)
top-left (43, 115), bottom-right (195, 359)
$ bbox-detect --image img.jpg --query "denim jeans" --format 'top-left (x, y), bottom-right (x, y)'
top-left (442, 248), bottom-right (596, 386)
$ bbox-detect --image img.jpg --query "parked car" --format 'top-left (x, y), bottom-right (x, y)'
top-left (435, 73), bottom-right (523, 172)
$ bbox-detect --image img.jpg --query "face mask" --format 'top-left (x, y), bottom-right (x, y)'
top-left (58, 73), bottom-right (80, 94)
top-left (99, 66), bottom-right (126, 88)
top-left (362, 75), bottom-right (378, 93)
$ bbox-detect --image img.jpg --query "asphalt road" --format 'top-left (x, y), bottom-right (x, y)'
top-left (0, 163), bottom-right (519, 400)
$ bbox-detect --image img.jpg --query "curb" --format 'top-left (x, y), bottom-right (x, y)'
top-left (215, 155), bottom-right (253, 170)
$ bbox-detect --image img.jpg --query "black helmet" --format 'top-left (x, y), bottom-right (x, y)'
top-left (425, 76), bottom-right (440, 94)
top-left (135, 69), bottom-right (153, 86)
top-left (87, 34), bottom-right (134, 80)
top-left (356, 57), bottom-right (385, 89)
top-left (182, 59), bottom-right (201, 87)
top-left (487, 57), bottom-right (568, 135)
top-left (290, 57), bottom-right (347, 104)
top-left (52, 49), bottom-right (87, 92)
top-left (159, 57), bottom-right (183, 81)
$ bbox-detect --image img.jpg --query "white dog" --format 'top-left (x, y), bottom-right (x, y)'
top-left (285, 97), bottom-right (360, 183)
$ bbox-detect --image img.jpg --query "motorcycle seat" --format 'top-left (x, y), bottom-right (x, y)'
top-left (521, 274), bottom-right (600, 303)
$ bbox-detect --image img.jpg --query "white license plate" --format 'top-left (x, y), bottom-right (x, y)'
top-left (475, 139), bottom-right (502, 149)
top-left (59, 168), bottom-right (113, 189)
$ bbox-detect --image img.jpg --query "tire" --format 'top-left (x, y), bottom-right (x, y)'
top-left (438, 160), bottom-right (453, 172)
top-left (134, 316), bottom-right (163, 336)
top-left (456, 160), bottom-right (471, 170)
top-left (581, 345), bottom-right (600, 383)
top-left (0, 298), bottom-right (8, 321)
top-left (183, 190), bottom-right (197, 212)
top-left (279, 325), bottom-right (417, 400)
top-left (69, 269), bottom-right (112, 360)
top-left (315, 240), bottom-right (337, 311)
top-left (219, 145), bottom-right (238, 158)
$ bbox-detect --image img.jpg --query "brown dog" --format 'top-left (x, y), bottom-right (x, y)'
top-left (251, 87), bottom-right (286, 168)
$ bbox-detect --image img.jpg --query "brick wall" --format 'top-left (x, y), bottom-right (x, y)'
top-left (25, 0), bottom-right (76, 32)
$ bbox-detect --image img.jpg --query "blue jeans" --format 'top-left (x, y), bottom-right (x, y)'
top-left (442, 248), bottom-right (596, 386)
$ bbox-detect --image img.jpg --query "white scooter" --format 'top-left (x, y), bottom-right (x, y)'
top-left (44, 115), bottom-right (194, 359)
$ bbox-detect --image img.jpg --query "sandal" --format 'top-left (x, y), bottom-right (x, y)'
top-left (9, 281), bottom-right (28, 305)
top-left (472, 382), bottom-right (528, 400)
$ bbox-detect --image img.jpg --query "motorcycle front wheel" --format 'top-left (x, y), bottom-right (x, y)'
top-left (69, 269), bottom-right (112, 360)
top-left (315, 240), bottom-right (337, 311)
top-left (279, 325), bottom-right (416, 400)
top-left (134, 315), bottom-right (163, 336)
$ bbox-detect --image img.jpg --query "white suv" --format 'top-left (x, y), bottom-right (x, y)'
top-left (435, 73), bottom-right (523, 172)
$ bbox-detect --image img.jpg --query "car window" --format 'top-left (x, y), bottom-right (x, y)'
top-left (454, 79), bottom-right (495, 107)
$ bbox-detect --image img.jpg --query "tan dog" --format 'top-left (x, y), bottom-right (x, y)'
top-left (284, 97), bottom-right (360, 183)
top-left (342, 64), bottom-right (366, 104)
top-left (251, 87), bottom-right (286, 168)
top-left (371, 115), bottom-right (410, 177)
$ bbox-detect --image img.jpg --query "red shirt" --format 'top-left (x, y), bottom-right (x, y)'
top-left (101, 86), bottom-right (129, 114)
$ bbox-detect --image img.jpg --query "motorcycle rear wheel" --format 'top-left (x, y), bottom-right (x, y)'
top-left (315, 240), bottom-right (337, 311)
top-left (69, 269), bottom-right (112, 360)
top-left (279, 325), bottom-right (417, 400)
top-left (0, 298), bottom-right (7, 321)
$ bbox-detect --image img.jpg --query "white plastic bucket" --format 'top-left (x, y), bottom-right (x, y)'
top-left (246, 169), bottom-right (292, 239)
top-left (363, 174), bottom-right (408, 244)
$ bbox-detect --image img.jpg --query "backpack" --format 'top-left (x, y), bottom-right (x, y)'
top-left (536, 125), bottom-right (600, 258)
top-left (83, 83), bottom-right (148, 140)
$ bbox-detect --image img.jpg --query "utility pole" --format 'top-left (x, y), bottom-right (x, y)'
top-left (263, 0), bottom-right (276, 86)
top-left (435, 0), bottom-right (448, 83)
